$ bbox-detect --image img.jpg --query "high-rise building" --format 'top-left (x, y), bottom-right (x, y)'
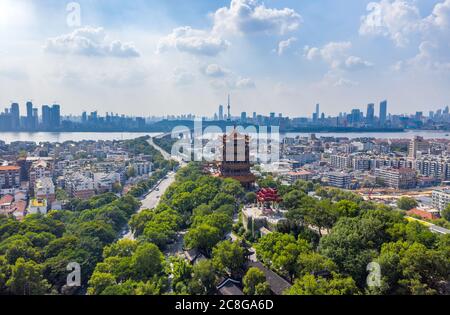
top-left (51, 104), bottom-right (61, 128)
top-left (366, 103), bottom-right (375, 124)
top-left (10, 103), bottom-right (20, 130)
top-left (218, 105), bottom-right (224, 121)
top-left (26, 101), bottom-right (34, 130)
top-left (241, 112), bottom-right (247, 122)
top-left (32, 108), bottom-right (38, 129)
top-left (379, 100), bottom-right (387, 126)
top-left (42, 105), bottom-right (51, 129)
top-left (409, 136), bottom-right (429, 159)
top-left (316, 104), bottom-right (320, 118)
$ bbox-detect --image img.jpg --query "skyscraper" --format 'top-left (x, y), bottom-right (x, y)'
top-left (379, 100), bottom-right (387, 126)
top-left (42, 105), bottom-right (51, 129)
top-left (26, 101), bottom-right (35, 130)
top-left (218, 105), bottom-right (224, 121)
top-left (51, 104), bottom-right (61, 128)
top-left (10, 103), bottom-right (20, 130)
top-left (241, 112), bottom-right (247, 122)
top-left (33, 108), bottom-right (38, 129)
top-left (366, 103), bottom-right (375, 124)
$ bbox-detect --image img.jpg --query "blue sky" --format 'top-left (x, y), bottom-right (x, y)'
top-left (0, 0), bottom-right (449, 117)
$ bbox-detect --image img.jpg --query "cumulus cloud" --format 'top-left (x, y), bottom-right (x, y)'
top-left (277, 37), bottom-right (297, 55)
top-left (44, 26), bottom-right (140, 58)
top-left (157, 0), bottom-right (301, 58)
top-left (157, 26), bottom-right (230, 56)
top-left (213, 0), bottom-right (302, 35)
top-left (304, 41), bottom-right (372, 70)
top-left (426, 0), bottom-right (450, 29)
top-left (203, 64), bottom-right (230, 77)
top-left (360, 0), bottom-right (450, 45)
top-left (361, 0), bottom-right (450, 72)
top-left (359, 0), bottom-right (421, 46)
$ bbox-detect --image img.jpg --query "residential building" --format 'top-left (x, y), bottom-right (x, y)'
top-left (375, 168), bottom-right (417, 189)
top-left (0, 166), bottom-right (20, 189)
top-left (27, 198), bottom-right (48, 215)
top-left (432, 189), bottom-right (450, 212)
top-left (328, 172), bottom-right (351, 189)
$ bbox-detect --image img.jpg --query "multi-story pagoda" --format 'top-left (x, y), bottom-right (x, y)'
top-left (218, 128), bottom-right (256, 188)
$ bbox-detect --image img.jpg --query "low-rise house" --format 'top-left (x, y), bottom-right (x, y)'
top-left (407, 208), bottom-right (441, 220)
top-left (35, 177), bottom-right (56, 203)
top-left (287, 170), bottom-right (313, 184)
top-left (27, 198), bottom-right (48, 215)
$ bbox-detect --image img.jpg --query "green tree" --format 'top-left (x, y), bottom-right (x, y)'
top-left (6, 258), bottom-right (50, 295)
top-left (221, 178), bottom-right (245, 200)
top-left (243, 267), bottom-right (270, 295)
top-left (397, 197), bottom-right (418, 211)
top-left (245, 192), bottom-right (257, 204)
top-left (286, 273), bottom-right (359, 295)
top-left (296, 252), bottom-right (337, 277)
top-left (212, 241), bottom-right (246, 278)
top-left (87, 272), bottom-right (117, 295)
top-left (126, 166), bottom-right (137, 179)
top-left (441, 205), bottom-right (450, 222)
top-left (189, 260), bottom-right (217, 295)
top-left (131, 243), bottom-right (164, 281)
top-left (112, 182), bottom-right (123, 194)
top-left (255, 233), bottom-right (311, 281)
top-left (184, 224), bottom-right (222, 256)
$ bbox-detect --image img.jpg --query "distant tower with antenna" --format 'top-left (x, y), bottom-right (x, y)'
top-left (227, 94), bottom-right (231, 121)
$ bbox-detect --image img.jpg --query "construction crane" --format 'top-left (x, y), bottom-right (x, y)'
top-left (368, 183), bottom-right (377, 200)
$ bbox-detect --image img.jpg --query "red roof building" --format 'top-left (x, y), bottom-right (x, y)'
top-left (257, 188), bottom-right (282, 203)
top-left (407, 208), bottom-right (440, 220)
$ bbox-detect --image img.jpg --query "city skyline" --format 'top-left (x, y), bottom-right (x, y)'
top-left (1, 0), bottom-right (450, 117)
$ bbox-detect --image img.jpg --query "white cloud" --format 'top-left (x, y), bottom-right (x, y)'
top-left (213, 0), bottom-right (302, 35)
top-left (362, 0), bottom-right (450, 73)
top-left (157, 26), bottom-right (230, 56)
top-left (235, 77), bottom-right (256, 89)
top-left (203, 64), bottom-right (230, 77)
top-left (44, 26), bottom-right (140, 58)
top-left (209, 76), bottom-right (256, 90)
top-left (277, 37), bottom-right (297, 55)
top-left (345, 56), bottom-right (374, 70)
top-left (359, 0), bottom-right (421, 46)
top-left (304, 41), bottom-right (372, 70)
top-left (322, 71), bottom-right (359, 88)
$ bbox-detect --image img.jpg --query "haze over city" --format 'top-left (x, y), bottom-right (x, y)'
top-left (1, 0), bottom-right (450, 117)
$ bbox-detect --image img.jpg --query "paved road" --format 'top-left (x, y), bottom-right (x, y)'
top-left (140, 172), bottom-right (176, 210)
top-left (122, 137), bottom-right (186, 240)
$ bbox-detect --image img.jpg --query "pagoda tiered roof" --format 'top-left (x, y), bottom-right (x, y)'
top-left (257, 188), bottom-right (283, 203)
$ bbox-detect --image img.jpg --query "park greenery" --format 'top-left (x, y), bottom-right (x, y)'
top-left (87, 163), bottom-right (247, 295)
top-left (257, 180), bottom-right (450, 295)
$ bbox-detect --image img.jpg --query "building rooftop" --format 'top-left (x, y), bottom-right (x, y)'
top-left (30, 198), bottom-right (47, 207)
top-left (0, 166), bottom-right (20, 171)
